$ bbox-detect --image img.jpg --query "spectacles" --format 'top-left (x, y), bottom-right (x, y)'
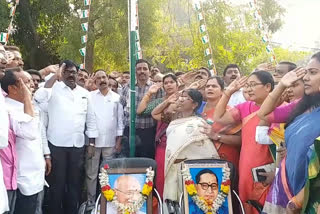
top-left (179, 95), bottom-right (192, 101)
top-left (115, 188), bottom-right (141, 196)
top-left (198, 182), bottom-right (218, 191)
top-left (244, 82), bottom-right (263, 89)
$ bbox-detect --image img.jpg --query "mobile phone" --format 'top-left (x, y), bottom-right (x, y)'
top-left (256, 168), bottom-right (267, 182)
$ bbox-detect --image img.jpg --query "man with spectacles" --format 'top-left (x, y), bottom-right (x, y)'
top-left (195, 169), bottom-right (219, 204)
top-left (34, 60), bottom-right (98, 214)
top-left (107, 175), bottom-right (146, 214)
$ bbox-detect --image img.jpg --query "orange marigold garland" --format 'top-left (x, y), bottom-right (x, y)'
top-left (181, 164), bottom-right (231, 214)
top-left (99, 164), bottom-right (155, 214)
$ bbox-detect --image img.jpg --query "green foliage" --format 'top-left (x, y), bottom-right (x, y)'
top-left (0, 0), bottom-right (310, 74)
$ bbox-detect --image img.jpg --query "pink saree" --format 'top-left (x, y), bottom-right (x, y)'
top-left (230, 101), bottom-right (274, 214)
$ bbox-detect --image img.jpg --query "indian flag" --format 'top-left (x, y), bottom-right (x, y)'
top-left (80, 10), bottom-right (89, 18)
top-left (0, 33), bottom-right (8, 43)
top-left (204, 48), bottom-right (212, 56)
top-left (262, 36), bottom-right (268, 43)
top-left (207, 59), bottom-right (214, 67)
top-left (79, 47), bottom-right (86, 56)
top-left (209, 69), bottom-right (216, 76)
top-left (79, 63), bottom-right (85, 69)
top-left (197, 13), bottom-right (204, 21)
top-left (201, 35), bottom-right (209, 44)
top-left (81, 23), bottom-right (88, 32)
top-left (194, 2), bottom-right (201, 10)
top-left (10, 6), bottom-right (16, 17)
top-left (81, 35), bottom-right (87, 44)
top-left (84, 0), bottom-right (91, 6)
top-left (199, 25), bottom-right (206, 33)
top-left (266, 45), bottom-right (272, 53)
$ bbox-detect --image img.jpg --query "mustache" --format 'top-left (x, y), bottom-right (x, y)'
top-left (99, 81), bottom-right (107, 85)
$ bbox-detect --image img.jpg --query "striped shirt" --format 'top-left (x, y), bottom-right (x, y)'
top-left (120, 81), bottom-right (164, 129)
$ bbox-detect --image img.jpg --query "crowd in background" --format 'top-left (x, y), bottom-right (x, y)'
top-left (0, 41), bottom-right (320, 214)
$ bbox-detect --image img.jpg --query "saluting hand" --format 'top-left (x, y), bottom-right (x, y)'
top-left (279, 67), bottom-right (306, 88)
top-left (225, 76), bottom-right (248, 96)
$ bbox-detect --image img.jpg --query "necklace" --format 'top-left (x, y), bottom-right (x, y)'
top-left (181, 164), bottom-right (231, 214)
top-left (99, 164), bottom-right (155, 214)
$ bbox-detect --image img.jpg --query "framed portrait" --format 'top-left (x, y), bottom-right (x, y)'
top-left (182, 159), bottom-right (234, 214)
top-left (100, 168), bottom-right (153, 214)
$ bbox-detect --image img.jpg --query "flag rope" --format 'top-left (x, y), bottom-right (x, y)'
top-left (0, 0), bottom-right (19, 45)
top-left (194, 0), bottom-right (217, 75)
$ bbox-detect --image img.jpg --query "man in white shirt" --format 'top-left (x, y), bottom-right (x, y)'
top-left (37, 60), bottom-right (98, 214)
top-left (223, 64), bottom-right (246, 107)
top-left (86, 70), bottom-right (124, 205)
top-left (1, 68), bottom-right (45, 214)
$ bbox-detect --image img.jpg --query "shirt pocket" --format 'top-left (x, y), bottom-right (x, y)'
top-left (77, 97), bottom-right (88, 114)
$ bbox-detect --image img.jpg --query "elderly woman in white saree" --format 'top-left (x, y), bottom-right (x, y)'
top-left (163, 89), bottom-right (219, 213)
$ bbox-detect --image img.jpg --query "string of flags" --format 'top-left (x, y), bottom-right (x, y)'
top-left (131, 0), bottom-right (142, 60)
top-left (78, 0), bottom-right (92, 69)
top-left (0, 0), bottom-right (20, 44)
top-left (249, 0), bottom-right (277, 63)
top-left (193, 0), bottom-right (216, 76)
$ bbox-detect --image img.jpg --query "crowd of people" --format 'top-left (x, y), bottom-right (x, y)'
top-left (0, 41), bottom-right (320, 214)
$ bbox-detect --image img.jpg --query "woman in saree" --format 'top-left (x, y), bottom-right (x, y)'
top-left (257, 52), bottom-right (320, 213)
top-left (199, 76), bottom-right (241, 170)
top-left (136, 73), bottom-right (178, 198)
top-left (213, 70), bottom-right (275, 214)
top-left (163, 89), bottom-right (220, 213)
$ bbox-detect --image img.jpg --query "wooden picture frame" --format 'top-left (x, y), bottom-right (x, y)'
top-left (182, 161), bottom-right (233, 214)
top-left (100, 168), bottom-right (153, 214)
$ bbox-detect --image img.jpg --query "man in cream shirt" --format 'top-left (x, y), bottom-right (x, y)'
top-left (86, 70), bottom-right (124, 207)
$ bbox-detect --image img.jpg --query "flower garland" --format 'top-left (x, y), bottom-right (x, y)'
top-left (99, 164), bottom-right (155, 214)
top-left (181, 164), bottom-right (231, 214)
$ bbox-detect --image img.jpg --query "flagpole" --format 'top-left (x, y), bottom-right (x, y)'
top-left (128, 0), bottom-right (137, 157)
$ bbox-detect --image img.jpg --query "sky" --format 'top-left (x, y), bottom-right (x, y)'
top-left (228, 0), bottom-right (320, 51)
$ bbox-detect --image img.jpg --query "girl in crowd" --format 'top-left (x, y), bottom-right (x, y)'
top-left (199, 77), bottom-right (241, 169)
top-left (257, 52), bottom-right (320, 213)
top-left (163, 89), bottom-right (219, 213)
top-left (213, 70), bottom-right (275, 214)
top-left (137, 74), bottom-right (179, 197)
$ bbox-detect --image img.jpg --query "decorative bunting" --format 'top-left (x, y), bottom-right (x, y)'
top-left (194, 2), bottom-right (201, 11)
top-left (266, 45), bottom-right (272, 53)
top-left (0, 33), bottom-right (9, 43)
top-left (10, 6), bottom-right (16, 17)
top-left (80, 10), bottom-right (89, 18)
top-left (199, 25), bottom-right (206, 33)
top-left (81, 23), bottom-right (88, 32)
top-left (79, 47), bottom-right (86, 56)
top-left (84, 0), bottom-right (91, 6)
top-left (1, 1), bottom-right (19, 45)
top-left (204, 48), bottom-right (212, 56)
top-left (201, 35), bottom-right (209, 44)
top-left (194, 1), bottom-right (216, 75)
top-left (250, 0), bottom-right (277, 63)
top-left (197, 13), bottom-right (204, 21)
top-left (262, 36), bottom-right (268, 43)
top-left (81, 35), bottom-right (87, 44)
